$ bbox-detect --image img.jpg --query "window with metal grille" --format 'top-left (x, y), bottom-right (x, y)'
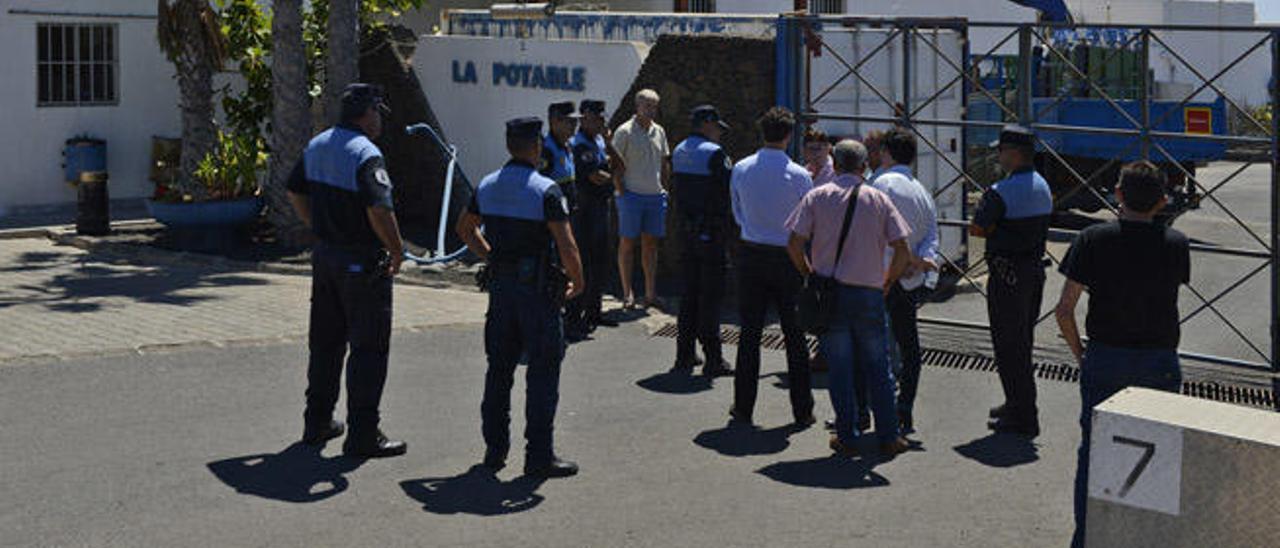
top-left (809, 0), bottom-right (845, 14)
top-left (687, 0), bottom-right (715, 13)
top-left (37, 23), bottom-right (118, 107)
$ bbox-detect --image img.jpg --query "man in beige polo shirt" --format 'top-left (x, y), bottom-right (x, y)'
top-left (611, 89), bottom-right (671, 309)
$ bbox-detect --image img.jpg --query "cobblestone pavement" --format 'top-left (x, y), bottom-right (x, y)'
top-left (0, 237), bottom-right (490, 363)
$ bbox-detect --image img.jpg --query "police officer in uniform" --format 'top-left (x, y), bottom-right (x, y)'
top-left (287, 83), bottom-right (407, 458)
top-left (540, 101), bottom-right (586, 339)
top-left (970, 125), bottom-right (1054, 437)
top-left (455, 117), bottom-right (586, 478)
top-left (671, 105), bottom-right (734, 377)
top-left (568, 99), bottom-right (620, 334)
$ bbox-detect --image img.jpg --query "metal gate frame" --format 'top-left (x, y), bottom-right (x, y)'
top-left (776, 15), bottom-right (1280, 408)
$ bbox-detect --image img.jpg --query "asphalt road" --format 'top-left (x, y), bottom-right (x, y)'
top-left (0, 323), bottom-right (1080, 548)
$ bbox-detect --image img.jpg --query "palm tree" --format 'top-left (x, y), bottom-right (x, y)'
top-left (322, 0), bottom-right (359, 125)
top-left (267, 0), bottom-right (310, 243)
top-left (156, 0), bottom-right (227, 200)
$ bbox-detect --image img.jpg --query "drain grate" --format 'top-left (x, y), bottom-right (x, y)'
top-left (652, 322), bottom-right (1276, 410)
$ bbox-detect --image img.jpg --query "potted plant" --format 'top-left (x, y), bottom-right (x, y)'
top-left (147, 129), bottom-right (265, 228)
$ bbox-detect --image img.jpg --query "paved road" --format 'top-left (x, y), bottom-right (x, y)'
top-left (0, 235), bottom-right (1082, 548)
top-left (0, 323), bottom-right (1079, 548)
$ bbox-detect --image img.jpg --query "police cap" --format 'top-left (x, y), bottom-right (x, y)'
top-left (340, 83), bottom-right (389, 121)
top-left (992, 124), bottom-right (1035, 148)
top-left (548, 101), bottom-right (582, 119)
top-left (691, 104), bottom-right (730, 130)
top-left (579, 99), bottom-right (606, 116)
top-left (506, 117), bottom-right (543, 139)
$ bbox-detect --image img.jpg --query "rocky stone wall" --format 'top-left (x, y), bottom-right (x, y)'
top-left (361, 25), bottom-right (469, 251)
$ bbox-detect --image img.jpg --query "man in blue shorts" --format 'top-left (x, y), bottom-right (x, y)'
top-left (611, 89), bottom-right (671, 309)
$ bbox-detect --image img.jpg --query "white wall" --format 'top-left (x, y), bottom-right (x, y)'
top-left (414, 35), bottom-right (650, 180)
top-left (0, 0), bottom-right (180, 212)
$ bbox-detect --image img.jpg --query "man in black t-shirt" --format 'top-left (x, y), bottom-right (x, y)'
top-left (1054, 160), bottom-right (1190, 548)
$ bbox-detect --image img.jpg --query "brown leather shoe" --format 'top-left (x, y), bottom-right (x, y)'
top-left (829, 434), bottom-right (859, 458)
top-left (879, 436), bottom-right (911, 458)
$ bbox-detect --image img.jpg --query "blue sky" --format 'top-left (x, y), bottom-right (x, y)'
top-left (1259, 0), bottom-right (1280, 22)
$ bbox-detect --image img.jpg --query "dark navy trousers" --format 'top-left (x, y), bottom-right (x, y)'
top-left (304, 243), bottom-right (393, 445)
top-left (676, 230), bottom-right (726, 364)
top-left (482, 274), bottom-right (566, 465)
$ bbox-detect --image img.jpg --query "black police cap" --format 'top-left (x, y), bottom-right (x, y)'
top-left (579, 99), bottom-right (606, 116)
top-left (548, 101), bottom-right (582, 119)
top-left (340, 83), bottom-right (389, 120)
top-left (506, 117), bottom-right (543, 138)
top-left (691, 104), bottom-right (730, 130)
top-left (992, 124), bottom-right (1035, 148)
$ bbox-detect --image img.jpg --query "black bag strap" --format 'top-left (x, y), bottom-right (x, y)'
top-left (812, 184), bottom-right (861, 273)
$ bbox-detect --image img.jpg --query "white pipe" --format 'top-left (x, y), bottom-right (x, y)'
top-left (436, 145), bottom-right (457, 258)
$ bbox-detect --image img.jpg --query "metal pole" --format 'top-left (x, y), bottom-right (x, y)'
top-left (1140, 29), bottom-right (1151, 161)
top-left (1271, 30), bottom-right (1280, 410)
top-left (902, 23), bottom-right (912, 127)
top-left (960, 23), bottom-right (972, 270)
top-left (1018, 25), bottom-right (1033, 124)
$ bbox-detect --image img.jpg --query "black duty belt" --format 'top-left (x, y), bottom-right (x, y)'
top-left (739, 241), bottom-right (788, 253)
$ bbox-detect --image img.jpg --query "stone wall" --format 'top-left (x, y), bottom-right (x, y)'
top-left (361, 25), bottom-right (468, 250)
top-left (608, 34), bottom-right (777, 293)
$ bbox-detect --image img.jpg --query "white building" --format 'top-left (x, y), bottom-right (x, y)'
top-left (0, 0), bottom-right (181, 217)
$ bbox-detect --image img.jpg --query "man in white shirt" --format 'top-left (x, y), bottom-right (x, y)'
top-left (869, 127), bottom-right (940, 432)
top-left (728, 106), bottom-right (816, 427)
top-left (611, 89), bottom-right (671, 309)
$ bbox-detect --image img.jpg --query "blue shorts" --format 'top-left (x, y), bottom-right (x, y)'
top-left (616, 191), bottom-right (667, 238)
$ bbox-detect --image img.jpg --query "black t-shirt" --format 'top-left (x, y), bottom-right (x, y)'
top-left (1059, 220), bottom-right (1190, 349)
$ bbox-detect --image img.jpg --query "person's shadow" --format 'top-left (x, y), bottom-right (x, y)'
top-left (400, 465), bottom-right (546, 516)
top-left (693, 421), bottom-right (808, 457)
top-left (635, 368), bottom-right (713, 395)
top-left (953, 433), bottom-right (1040, 468)
top-left (206, 443), bottom-right (363, 503)
top-left (757, 456), bottom-right (891, 489)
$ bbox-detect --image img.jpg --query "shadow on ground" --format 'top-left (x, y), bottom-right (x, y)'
top-left (206, 443), bottom-right (364, 503)
top-left (400, 465), bottom-right (547, 516)
top-left (953, 433), bottom-right (1040, 468)
top-left (0, 251), bottom-right (269, 311)
top-left (757, 456), bottom-right (890, 489)
top-left (635, 368), bottom-right (713, 395)
top-left (694, 421), bottom-right (809, 457)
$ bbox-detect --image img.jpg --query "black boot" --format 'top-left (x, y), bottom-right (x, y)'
top-left (301, 419), bottom-right (345, 446)
top-left (343, 430), bottom-right (408, 458)
top-left (524, 457), bottom-right (579, 478)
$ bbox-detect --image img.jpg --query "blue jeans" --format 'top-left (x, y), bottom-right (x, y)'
top-left (1070, 342), bottom-right (1181, 548)
top-left (820, 285), bottom-right (900, 444)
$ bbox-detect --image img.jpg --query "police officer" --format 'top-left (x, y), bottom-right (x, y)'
top-left (671, 105), bottom-right (734, 377)
top-left (567, 99), bottom-right (620, 334)
top-left (970, 125), bottom-right (1053, 437)
top-left (540, 101), bottom-right (586, 339)
top-left (455, 117), bottom-right (586, 478)
top-left (286, 83), bottom-right (407, 458)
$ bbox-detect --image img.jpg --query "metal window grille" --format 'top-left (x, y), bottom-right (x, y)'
top-left (36, 23), bottom-right (118, 107)
top-left (809, 0), bottom-right (844, 15)
top-left (687, 0), bottom-right (716, 13)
